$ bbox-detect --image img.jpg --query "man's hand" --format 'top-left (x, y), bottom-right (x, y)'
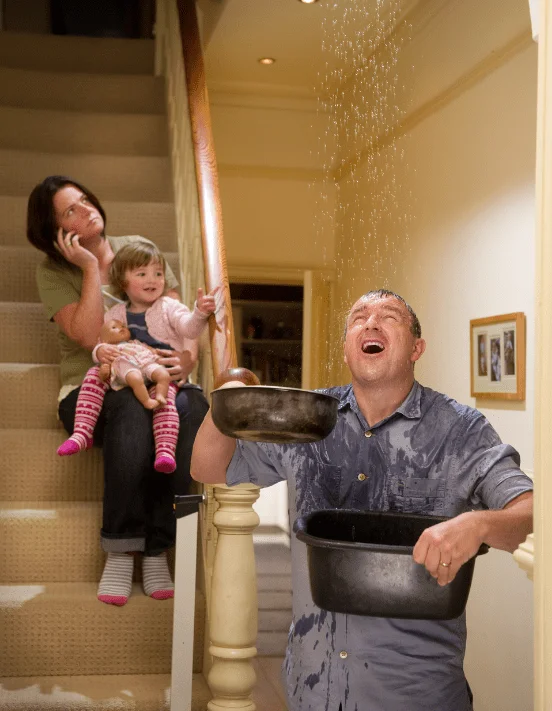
top-left (412, 512), bottom-right (486, 587)
top-left (412, 492), bottom-right (533, 586)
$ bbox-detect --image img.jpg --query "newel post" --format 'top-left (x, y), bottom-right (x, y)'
top-left (207, 483), bottom-right (260, 711)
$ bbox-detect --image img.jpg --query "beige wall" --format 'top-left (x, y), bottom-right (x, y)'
top-left (330, 10), bottom-right (536, 711)
top-left (209, 96), bottom-right (335, 269)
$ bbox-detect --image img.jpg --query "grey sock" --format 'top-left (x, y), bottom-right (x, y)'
top-left (142, 552), bottom-right (174, 599)
top-left (97, 552), bottom-right (134, 605)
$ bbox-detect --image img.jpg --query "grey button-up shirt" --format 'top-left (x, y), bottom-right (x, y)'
top-left (226, 382), bottom-right (533, 711)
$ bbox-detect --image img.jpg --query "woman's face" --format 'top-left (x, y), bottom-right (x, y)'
top-left (53, 185), bottom-right (104, 241)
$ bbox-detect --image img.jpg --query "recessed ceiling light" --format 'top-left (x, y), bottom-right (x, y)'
top-left (258, 57), bottom-right (276, 65)
top-left (299, 0), bottom-right (319, 4)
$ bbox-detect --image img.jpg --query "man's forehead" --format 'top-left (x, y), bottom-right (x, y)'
top-left (349, 294), bottom-right (406, 315)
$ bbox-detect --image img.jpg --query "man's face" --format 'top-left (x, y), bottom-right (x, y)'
top-left (343, 295), bottom-right (425, 387)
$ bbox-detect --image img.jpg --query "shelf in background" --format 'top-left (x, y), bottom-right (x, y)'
top-left (232, 300), bottom-right (302, 310)
top-left (240, 339), bottom-right (302, 346)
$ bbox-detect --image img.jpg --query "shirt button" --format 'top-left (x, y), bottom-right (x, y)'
top-left (364, 430), bottom-right (373, 438)
top-left (339, 650), bottom-right (348, 659)
top-left (357, 473), bottom-right (367, 481)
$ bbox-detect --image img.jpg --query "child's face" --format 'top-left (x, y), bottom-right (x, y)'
top-left (123, 261), bottom-right (165, 310)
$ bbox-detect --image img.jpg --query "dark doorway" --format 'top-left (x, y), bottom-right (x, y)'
top-left (50, 0), bottom-right (154, 38)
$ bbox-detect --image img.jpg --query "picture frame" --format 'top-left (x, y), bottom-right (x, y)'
top-left (470, 312), bottom-right (525, 400)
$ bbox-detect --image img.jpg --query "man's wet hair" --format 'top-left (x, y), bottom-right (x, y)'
top-left (344, 289), bottom-right (422, 339)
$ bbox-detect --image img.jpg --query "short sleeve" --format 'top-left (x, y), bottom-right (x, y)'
top-left (456, 413), bottom-right (533, 510)
top-left (226, 440), bottom-right (286, 489)
top-left (163, 259), bottom-right (178, 291)
top-left (36, 260), bottom-right (81, 321)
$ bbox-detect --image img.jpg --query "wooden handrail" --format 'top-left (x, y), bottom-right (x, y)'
top-left (170, 3), bottom-right (260, 709)
top-left (177, 0), bottom-right (237, 380)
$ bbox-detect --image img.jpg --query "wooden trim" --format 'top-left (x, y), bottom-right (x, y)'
top-left (534, 0), bottom-right (552, 705)
top-left (177, 0), bottom-right (237, 378)
top-left (228, 264), bottom-right (335, 285)
top-left (469, 312), bottom-right (526, 401)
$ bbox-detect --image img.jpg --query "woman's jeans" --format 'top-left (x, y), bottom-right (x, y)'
top-left (59, 384), bottom-right (209, 556)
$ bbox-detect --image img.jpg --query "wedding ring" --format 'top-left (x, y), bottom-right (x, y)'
top-left (439, 561), bottom-right (451, 568)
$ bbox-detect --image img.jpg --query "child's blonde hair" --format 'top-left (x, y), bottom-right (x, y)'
top-left (110, 242), bottom-right (167, 300)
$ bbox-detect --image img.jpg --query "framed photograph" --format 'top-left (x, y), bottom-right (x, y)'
top-left (470, 313), bottom-right (525, 400)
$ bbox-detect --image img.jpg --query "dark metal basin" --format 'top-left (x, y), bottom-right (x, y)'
top-left (210, 385), bottom-right (339, 443)
top-left (295, 509), bottom-right (489, 620)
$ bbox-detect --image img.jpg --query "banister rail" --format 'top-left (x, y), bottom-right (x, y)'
top-left (157, 1), bottom-right (260, 709)
top-left (177, 0), bottom-right (237, 380)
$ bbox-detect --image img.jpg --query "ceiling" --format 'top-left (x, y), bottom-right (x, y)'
top-left (203, 0), bottom-right (416, 97)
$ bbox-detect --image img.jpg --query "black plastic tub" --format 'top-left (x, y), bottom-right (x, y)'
top-left (294, 509), bottom-right (489, 620)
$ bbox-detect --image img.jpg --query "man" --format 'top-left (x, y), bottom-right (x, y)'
top-left (191, 289), bottom-right (533, 711)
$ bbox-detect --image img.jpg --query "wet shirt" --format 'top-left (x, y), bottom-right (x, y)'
top-left (226, 381), bottom-right (533, 711)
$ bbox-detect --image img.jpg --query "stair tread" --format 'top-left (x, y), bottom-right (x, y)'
top-left (0, 583), bottom-right (205, 677)
top-left (0, 673), bottom-right (210, 711)
top-left (0, 581), bottom-right (202, 605)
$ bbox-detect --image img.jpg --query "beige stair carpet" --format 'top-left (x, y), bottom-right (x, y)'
top-left (0, 30), bottom-right (209, 710)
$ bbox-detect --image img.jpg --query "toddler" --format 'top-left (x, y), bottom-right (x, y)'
top-left (57, 241), bottom-right (216, 475)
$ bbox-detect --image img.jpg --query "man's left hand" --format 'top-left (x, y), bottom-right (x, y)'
top-left (412, 512), bottom-right (485, 587)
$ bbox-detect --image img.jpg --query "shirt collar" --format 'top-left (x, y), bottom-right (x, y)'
top-left (338, 381), bottom-right (422, 422)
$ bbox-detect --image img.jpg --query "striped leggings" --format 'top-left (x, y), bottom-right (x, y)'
top-left (71, 365), bottom-right (179, 468)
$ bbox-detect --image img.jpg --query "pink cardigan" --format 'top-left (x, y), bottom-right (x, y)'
top-left (95, 296), bottom-right (208, 356)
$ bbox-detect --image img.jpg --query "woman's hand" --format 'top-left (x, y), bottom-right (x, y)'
top-left (155, 348), bottom-right (196, 383)
top-left (96, 344), bottom-right (120, 365)
top-left (56, 228), bottom-right (99, 270)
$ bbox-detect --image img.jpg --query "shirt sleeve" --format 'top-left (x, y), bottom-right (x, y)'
top-left (455, 412), bottom-right (533, 510)
top-left (36, 260), bottom-right (80, 321)
top-left (226, 440), bottom-right (287, 488)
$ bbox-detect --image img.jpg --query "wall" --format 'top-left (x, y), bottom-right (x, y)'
top-left (330, 6), bottom-right (536, 710)
top-left (209, 92), bottom-right (335, 270)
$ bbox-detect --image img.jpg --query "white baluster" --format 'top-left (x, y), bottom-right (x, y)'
top-left (207, 483), bottom-right (260, 711)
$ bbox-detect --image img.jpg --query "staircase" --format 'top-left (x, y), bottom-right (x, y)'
top-left (0, 31), bottom-right (210, 710)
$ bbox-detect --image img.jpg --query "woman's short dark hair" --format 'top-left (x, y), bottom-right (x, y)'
top-left (26, 175), bottom-right (106, 262)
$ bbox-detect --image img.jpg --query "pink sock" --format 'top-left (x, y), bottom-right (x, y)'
top-left (152, 383), bottom-right (178, 473)
top-left (57, 366), bottom-right (109, 457)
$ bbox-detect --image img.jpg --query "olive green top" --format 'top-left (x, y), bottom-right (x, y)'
top-left (36, 235), bottom-right (179, 400)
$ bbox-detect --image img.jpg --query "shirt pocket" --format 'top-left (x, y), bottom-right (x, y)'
top-left (296, 456), bottom-right (342, 516)
top-left (391, 476), bottom-right (445, 514)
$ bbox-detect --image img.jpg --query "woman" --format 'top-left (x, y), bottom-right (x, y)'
top-left (27, 175), bottom-right (209, 605)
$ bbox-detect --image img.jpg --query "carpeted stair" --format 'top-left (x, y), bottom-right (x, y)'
top-left (0, 30), bottom-right (210, 710)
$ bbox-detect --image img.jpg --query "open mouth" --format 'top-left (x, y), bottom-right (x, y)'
top-left (361, 341), bottom-right (385, 355)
